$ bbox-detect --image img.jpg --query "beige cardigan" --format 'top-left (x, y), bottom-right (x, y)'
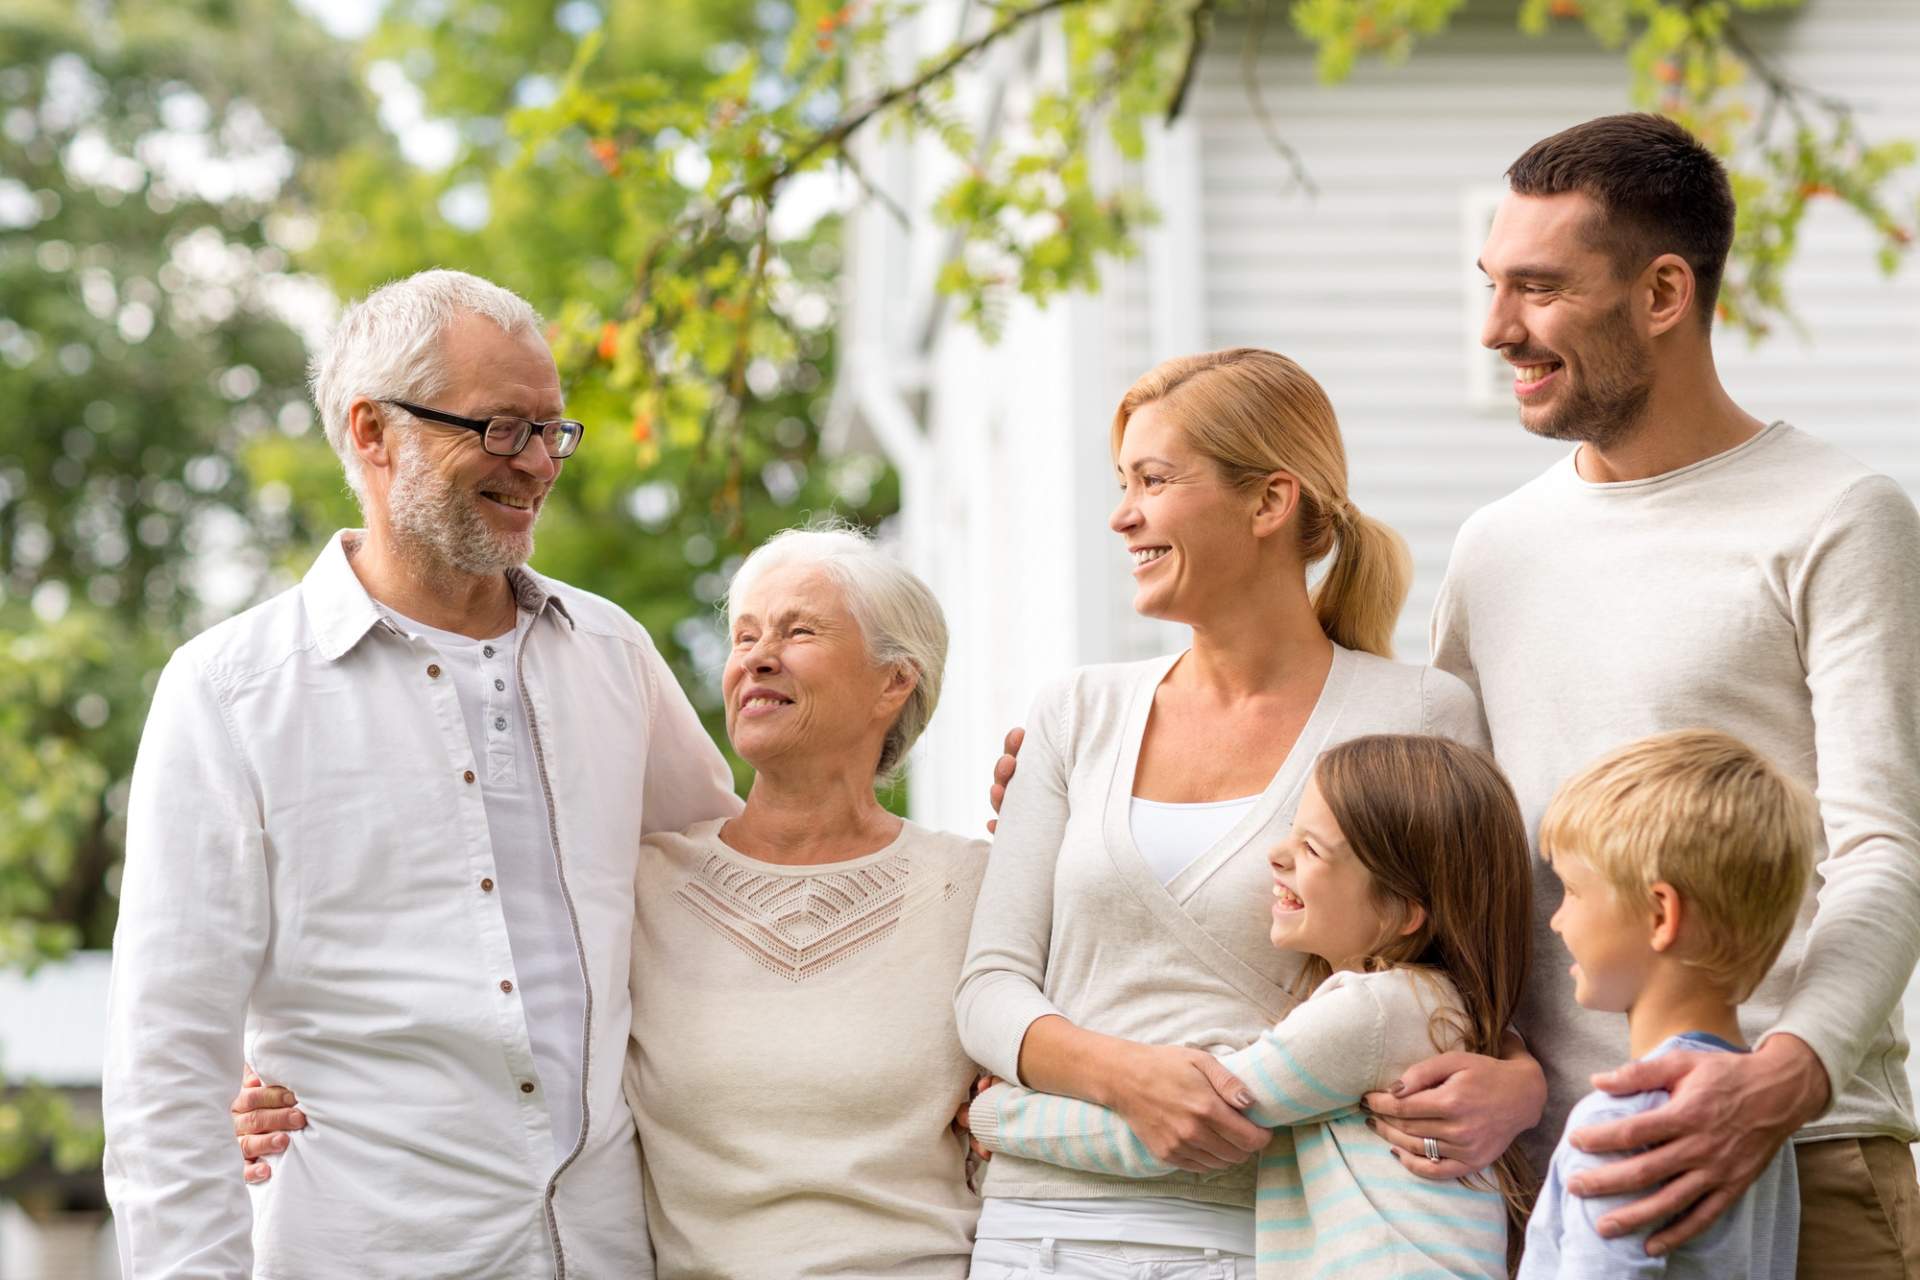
top-left (954, 645), bottom-right (1488, 1206)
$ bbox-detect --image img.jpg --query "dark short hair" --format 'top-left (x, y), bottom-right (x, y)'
top-left (1506, 113), bottom-right (1736, 326)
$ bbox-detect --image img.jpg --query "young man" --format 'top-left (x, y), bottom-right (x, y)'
top-left (103, 270), bottom-right (742, 1278)
top-left (1521, 729), bottom-right (1814, 1278)
top-left (1379, 114), bottom-right (1920, 1276)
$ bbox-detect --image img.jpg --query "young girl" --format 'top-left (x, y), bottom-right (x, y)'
top-left (967, 734), bottom-right (1535, 1278)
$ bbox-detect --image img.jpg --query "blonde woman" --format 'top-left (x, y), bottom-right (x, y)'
top-left (957, 349), bottom-right (1546, 1278)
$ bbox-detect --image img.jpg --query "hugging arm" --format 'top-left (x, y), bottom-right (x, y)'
top-left (955, 681), bottom-right (1265, 1172)
top-left (972, 980), bottom-right (1390, 1175)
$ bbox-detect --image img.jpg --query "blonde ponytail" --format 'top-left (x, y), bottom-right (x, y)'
top-left (1112, 349), bottom-right (1409, 657)
top-left (1312, 504), bottom-right (1412, 658)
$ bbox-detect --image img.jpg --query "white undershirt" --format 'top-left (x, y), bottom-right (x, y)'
top-left (388, 607), bottom-right (586, 1167)
top-left (1128, 795), bottom-right (1260, 885)
top-left (975, 1196), bottom-right (1255, 1255)
top-left (976, 794), bottom-right (1265, 1255)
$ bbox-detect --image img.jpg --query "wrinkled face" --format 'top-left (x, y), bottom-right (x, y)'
top-left (1478, 191), bottom-right (1654, 450)
top-left (723, 564), bottom-right (901, 774)
top-left (1267, 776), bottom-right (1394, 969)
top-left (1547, 852), bottom-right (1653, 1012)
top-left (1109, 400), bottom-right (1262, 624)
top-left (382, 313), bottom-right (566, 577)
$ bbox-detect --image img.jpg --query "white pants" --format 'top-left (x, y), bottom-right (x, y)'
top-left (968, 1238), bottom-right (1254, 1279)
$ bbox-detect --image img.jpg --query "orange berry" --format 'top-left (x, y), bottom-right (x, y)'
top-left (590, 138), bottom-right (620, 175)
top-left (598, 322), bottom-right (620, 361)
top-left (631, 411), bottom-right (653, 444)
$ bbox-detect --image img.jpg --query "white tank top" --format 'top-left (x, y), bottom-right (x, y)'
top-left (1128, 795), bottom-right (1260, 884)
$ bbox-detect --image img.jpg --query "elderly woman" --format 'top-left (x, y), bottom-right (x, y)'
top-left (236, 525), bottom-right (989, 1277)
top-left (626, 525), bottom-right (986, 1276)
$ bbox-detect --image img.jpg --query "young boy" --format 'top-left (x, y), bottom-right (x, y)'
top-left (1519, 728), bottom-right (1816, 1278)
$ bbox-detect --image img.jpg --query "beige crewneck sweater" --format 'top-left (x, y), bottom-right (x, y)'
top-left (955, 645), bottom-right (1488, 1206)
top-left (625, 818), bottom-right (987, 1279)
top-left (1433, 421), bottom-right (1920, 1169)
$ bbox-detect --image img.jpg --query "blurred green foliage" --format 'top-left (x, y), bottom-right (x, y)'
top-left (0, 0), bottom-right (376, 1187)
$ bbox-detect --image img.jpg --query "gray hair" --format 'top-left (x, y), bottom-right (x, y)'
top-left (308, 269), bottom-right (544, 500)
top-left (727, 523), bottom-right (948, 781)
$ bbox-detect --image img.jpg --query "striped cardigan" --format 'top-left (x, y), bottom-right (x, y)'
top-left (968, 968), bottom-right (1509, 1278)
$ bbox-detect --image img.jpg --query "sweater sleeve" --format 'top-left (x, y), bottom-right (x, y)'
top-left (1761, 476), bottom-right (1920, 1103)
top-left (638, 633), bottom-right (743, 835)
top-left (967, 976), bottom-right (1389, 1174)
top-left (1421, 664), bottom-right (1491, 754)
top-left (968, 1082), bottom-right (1178, 1177)
top-left (1429, 534), bottom-right (1482, 706)
top-left (953, 676), bottom-right (1076, 1082)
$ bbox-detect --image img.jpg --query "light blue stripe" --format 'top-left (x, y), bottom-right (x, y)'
top-left (1243, 1049), bottom-right (1317, 1121)
top-left (1255, 1248), bottom-right (1315, 1263)
top-left (1268, 1037), bottom-right (1348, 1106)
top-left (1120, 1118), bottom-right (1154, 1171)
top-left (1310, 1240), bottom-right (1507, 1276)
top-left (1255, 1213), bottom-right (1312, 1230)
top-left (1074, 1098), bottom-right (1120, 1176)
top-left (1318, 1210), bottom-right (1504, 1240)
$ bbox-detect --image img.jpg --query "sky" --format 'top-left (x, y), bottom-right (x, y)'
top-left (292, 0), bottom-right (382, 38)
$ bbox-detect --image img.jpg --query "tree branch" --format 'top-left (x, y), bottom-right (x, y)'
top-left (1239, 0), bottom-right (1317, 197)
top-left (1165, 0), bottom-right (1217, 123)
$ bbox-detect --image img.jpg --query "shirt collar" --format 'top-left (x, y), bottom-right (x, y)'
top-left (301, 530), bottom-right (575, 663)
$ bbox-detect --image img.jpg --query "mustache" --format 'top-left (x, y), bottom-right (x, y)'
top-left (1505, 350), bottom-right (1560, 365)
top-left (476, 483), bottom-right (548, 502)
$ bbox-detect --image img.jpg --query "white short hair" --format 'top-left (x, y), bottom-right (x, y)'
top-left (308, 269), bottom-right (544, 500)
top-left (727, 522), bottom-right (948, 781)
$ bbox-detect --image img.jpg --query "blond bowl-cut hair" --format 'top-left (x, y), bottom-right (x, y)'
top-left (1540, 729), bottom-right (1817, 1002)
top-left (1110, 349), bottom-right (1411, 658)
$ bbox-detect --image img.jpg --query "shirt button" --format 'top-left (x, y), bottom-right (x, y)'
top-left (463, 770), bottom-right (476, 784)
top-left (426, 664), bottom-right (441, 679)
top-left (483, 645), bottom-right (496, 658)
top-left (493, 678), bottom-right (505, 692)
top-left (493, 716), bottom-right (507, 731)
top-left (520, 1081), bottom-right (535, 1094)
top-left (499, 979), bottom-right (514, 993)
top-left (480, 877), bottom-right (494, 892)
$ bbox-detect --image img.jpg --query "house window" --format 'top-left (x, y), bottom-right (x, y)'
top-left (1461, 185), bottom-right (1512, 409)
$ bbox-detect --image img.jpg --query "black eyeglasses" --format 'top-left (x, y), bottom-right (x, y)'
top-left (381, 400), bottom-right (585, 459)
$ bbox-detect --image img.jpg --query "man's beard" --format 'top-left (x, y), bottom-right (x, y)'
top-left (1516, 300), bottom-right (1653, 451)
top-left (387, 431), bottom-right (540, 582)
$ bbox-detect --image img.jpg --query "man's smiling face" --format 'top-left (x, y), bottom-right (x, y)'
top-left (1478, 190), bottom-right (1654, 450)
top-left (383, 312), bottom-right (567, 577)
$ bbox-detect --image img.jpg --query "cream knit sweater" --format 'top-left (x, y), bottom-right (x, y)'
top-left (955, 646), bottom-right (1488, 1207)
top-left (625, 818), bottom-right (987, 1278)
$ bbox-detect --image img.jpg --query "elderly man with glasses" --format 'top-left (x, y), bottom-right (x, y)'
top-left (101, 269), bottom-right (742, 1279)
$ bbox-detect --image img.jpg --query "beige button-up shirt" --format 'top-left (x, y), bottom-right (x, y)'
top-left (104, 531), bottom-right (741, 1278)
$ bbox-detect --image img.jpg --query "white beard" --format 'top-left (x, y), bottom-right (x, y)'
top-left (387, 430), bottom-right (537, 581)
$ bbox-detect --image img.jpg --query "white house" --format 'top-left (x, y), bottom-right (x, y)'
top-left (834, 0), bottom-right (1920, 1116)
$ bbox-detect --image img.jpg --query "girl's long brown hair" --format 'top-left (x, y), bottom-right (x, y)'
top-left (1307, 734), bottom-right (1536, 1271)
